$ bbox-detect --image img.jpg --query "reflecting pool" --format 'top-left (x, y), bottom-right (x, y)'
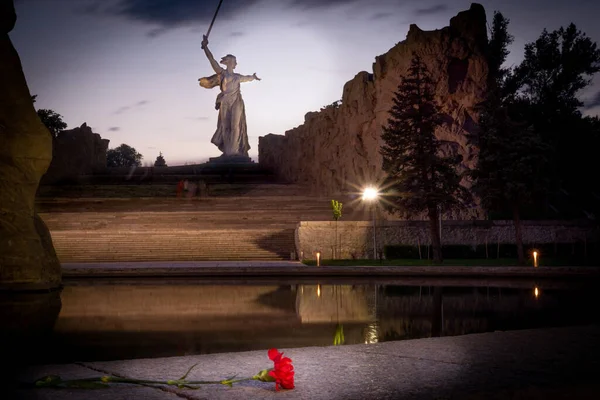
top-left (3, 277), bottom-right (598, 364)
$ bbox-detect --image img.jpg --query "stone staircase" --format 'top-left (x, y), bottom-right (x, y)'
top-left (50, 229), bottom-right (295, 262)
top-left (38, 183), bottom-right (364, 262)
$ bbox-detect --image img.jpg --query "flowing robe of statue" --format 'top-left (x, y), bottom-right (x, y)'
top-left (199, 38), bottom-right (259, 158)
top-left (209, 70), bottom-right (253, 156)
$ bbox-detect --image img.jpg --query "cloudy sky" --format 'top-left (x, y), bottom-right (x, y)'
top-left (10, 0), bottom-right (600, 165)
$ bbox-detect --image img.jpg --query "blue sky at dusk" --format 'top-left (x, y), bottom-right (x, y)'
top-left (10, 0), bottom-right (600, 165)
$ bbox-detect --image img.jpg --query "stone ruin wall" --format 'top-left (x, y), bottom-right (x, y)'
top-left (41, 122), bottom-right (110, 184)
top-left (259, 4), bottom-right (489, 214)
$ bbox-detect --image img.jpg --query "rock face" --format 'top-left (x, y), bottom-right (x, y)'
top-left (0, 0), bottom-right (61, 288)
top-left (259, 4), bottom-right (488, 203)
top-left (42, 123), bottom-right (110, 184)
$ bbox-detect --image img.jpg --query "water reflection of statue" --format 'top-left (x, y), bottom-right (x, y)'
top-left (199, 35), bottom-right (261, 157)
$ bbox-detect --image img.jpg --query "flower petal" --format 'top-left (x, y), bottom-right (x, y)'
top-left (281, 380), bottom-right (295, 389)
top-left (278, 364), bottom-right (293, 374)
top-left (268, 348), bottom-right (282, 362)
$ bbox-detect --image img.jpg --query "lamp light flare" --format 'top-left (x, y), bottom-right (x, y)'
top-left (362, 187), bottom-right (379, 201)
top-left (534, 287), bottom-right (540, 298)
top-left (362, 186), bottom-right (380, 260)
top-left (533, 251), bottom-right (539, 268)
top-left (317, 284), bottom-right (321, 297)
top-left (316, 251), bottom-right (321, 267)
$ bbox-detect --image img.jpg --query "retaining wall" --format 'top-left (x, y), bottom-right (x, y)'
top-left (295, 220), bottom-right (599, 260)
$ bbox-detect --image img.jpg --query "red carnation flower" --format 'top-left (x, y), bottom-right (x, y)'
top-left (267, 348), bottom-right (295, 391)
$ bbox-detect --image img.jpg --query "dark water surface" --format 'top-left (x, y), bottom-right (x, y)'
top-left (2, 277), bottom-right (599, 365)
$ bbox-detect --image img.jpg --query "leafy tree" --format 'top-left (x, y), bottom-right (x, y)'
top-left (380, 53), bottom-right (470, 263)
top-left (36, 109), bottom-right (67, 137)
top-left (470, 13), bottom-right (600, 263)
top-left (331, 200), bottom-right (343, 221)
top-left (31, 95), bottom-right (67, 137)
top-left (320, 100), bottom-right (341, 111)
top-left (154, 152), bottom-right (167, 167)
top-left (511, 23), bottom-right (600, 113)
top-left (331, 200), bottom-right (343, 258)
top-left (509, 23), bottom-right (600, 218)
top-left (106, 144), bottom-right (143, 167)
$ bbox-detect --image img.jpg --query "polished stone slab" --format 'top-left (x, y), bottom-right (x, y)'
top-left (11, 325), bottom-right (600, 399)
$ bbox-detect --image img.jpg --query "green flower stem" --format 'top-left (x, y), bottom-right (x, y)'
top-left (34, 376), bottom-right (259, 389)
top-left (33, 367), bottom-right (275, 390)
top-left (110, 377), bottom-right (178, 385)
top-left (219, 377), bottom-right (255, 385)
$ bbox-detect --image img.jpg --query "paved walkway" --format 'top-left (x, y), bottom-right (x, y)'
top-left (11, 325), bottom-right (600, 399)
top-left (61, 262), bottom-right (600, 278)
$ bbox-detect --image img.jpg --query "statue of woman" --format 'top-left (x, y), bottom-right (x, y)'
top-left (199, 35), bottom-right (260, 157)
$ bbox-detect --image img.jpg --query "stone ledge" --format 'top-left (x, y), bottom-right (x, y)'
top-left (297, 220), bottom-right (599, 227)
top-left (60, 263), bottom-right (600, 279)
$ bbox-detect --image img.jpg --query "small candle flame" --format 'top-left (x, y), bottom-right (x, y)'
top-left (534, 287), bottom-right (539, 298)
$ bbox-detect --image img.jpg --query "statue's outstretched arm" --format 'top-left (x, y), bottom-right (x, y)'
top-left (201, 35), bottom-right (222, 74)
top-left (239, 73), bottom-right (261, 83)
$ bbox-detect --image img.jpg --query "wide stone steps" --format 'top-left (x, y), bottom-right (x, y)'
top-left (50, 230), bottom-right (296, 262)
top-left (38, 183), bottom-right (368, 262)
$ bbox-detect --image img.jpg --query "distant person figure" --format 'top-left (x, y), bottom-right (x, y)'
top-left (186, 182), bottom-right (198, 198)
top-left (176, 180), bottom-right (184, 197)
top-left (198, 180), bottom-right (208, 198)
top-left (199, 35), bottom-right (261, 157)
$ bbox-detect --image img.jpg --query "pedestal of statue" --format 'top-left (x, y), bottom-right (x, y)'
top-left (208, 155), bottom-right (254, 165)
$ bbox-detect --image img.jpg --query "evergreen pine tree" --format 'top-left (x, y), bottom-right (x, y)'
top-left (381, 53), bottom-right (470, 263)
top-left (154, 152), bottom-right (167, 167)
top-left (471, 12), bottom-right (533, 264)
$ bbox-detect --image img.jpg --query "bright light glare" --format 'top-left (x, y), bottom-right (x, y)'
top-left (364, 322), bottom-right (379, 344)
top-left (362, 187), bottom-right (379, 201)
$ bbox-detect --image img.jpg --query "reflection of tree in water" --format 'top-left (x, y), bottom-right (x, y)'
top-left (376, 284), bottom-right (599, 342)
top-left (383, 319), bottom-right (422, 341)
top-left (379, 286), bottom-right (504, 340)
